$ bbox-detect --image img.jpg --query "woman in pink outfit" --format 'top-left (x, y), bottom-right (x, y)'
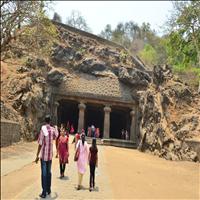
top-left (76, 133), bottom-right (89, 190)
top-left (58, 128), bottom-right (69, 178)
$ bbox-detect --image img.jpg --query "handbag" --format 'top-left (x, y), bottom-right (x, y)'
top-left (74, 143), bottom-right (80, 162)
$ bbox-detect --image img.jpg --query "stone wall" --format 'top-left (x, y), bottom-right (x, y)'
top-left (1, 119), bottom-right (21, 147)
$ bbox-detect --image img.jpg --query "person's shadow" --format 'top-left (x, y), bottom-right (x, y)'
top-left (35, 192), bottom-right (58, 200)
top-left (56, 176), bottom-right (69, 180)
top-left (74, 186), bottom-right (99, 192)
top-left (93, 186), bottom-right (99, 192)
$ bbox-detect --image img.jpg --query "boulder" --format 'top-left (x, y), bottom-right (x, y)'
top-left (118, 67), bottom-right (151, 87)
top-left (35, 58), bottom-right (47, 67)
top-left (47, 69), bottom-right (64, 86)
top-left (51, 45), bottom-right (76, 63)
top-left (77, 58), bottom-right (107, 74)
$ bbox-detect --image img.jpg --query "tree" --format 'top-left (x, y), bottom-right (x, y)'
top-left (52, 12), bottom-right (62, 23)
top-left (66, 10), bottom-right (91, 32)
top-left (139, 44), bottom-right (157, 67)
top-left (99, 20), bottom-right (168, 65)
top-left (1, 1), bottom-right (41, 51)
top-left (99, 24), bottom-right (112, 40)
top-left (0, 1), bottom-right (58, 58)
top-left (166, 1), bottom-right (200, 68)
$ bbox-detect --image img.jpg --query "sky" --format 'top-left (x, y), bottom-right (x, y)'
top-left (48, 1), bottom-right (174, 36)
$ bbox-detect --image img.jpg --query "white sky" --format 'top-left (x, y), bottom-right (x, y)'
top-left (48, 1), bottom-right (174, 36)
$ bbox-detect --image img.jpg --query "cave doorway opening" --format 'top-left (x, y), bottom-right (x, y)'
top-left (110, 108), bottom-right (131, 139)
top-left (57, 100), bottom-right (79, 133)
top-left (85, 104), bottom-right (104, 138)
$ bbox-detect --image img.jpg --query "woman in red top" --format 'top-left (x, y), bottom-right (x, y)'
top-left (88, 138), bottom-right (98, 191)
top-left (58, 127), bottom-right (69, 178)
top-left (70, 124), bottom-right (74, 134)
top-left (56, 124), bottom-right (65, 158)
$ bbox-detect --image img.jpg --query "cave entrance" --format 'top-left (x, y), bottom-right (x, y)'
top-left (57, 100), bottom-right (79, 132)
top-left (110, 108), bottom-right (131, 139)
top-left (85, 104), bottom-right (104, 138)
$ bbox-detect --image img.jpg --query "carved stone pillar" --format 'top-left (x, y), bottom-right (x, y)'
top-left (78, 102), bottom-right (86, 132)
top-left (54, 101), bottom-right (59, 125)
top-left (130, 110), bottom-right (136, 143)
top-left (103, 106), bottom-right (111, 139)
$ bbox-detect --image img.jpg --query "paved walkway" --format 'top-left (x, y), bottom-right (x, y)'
top-left (1, 136), bottom-right (199, 199)
top-left (1, 136), bottom-right (113, 199)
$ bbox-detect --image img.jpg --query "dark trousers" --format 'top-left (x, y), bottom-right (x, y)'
top-left (89, 164), bottom-right (96, 188)
top-left (41, 160), bottom-right (52, 195)
top-left (60, 163), bottom-right (66, 175)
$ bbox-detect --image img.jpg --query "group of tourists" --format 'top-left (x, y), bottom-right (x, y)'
top-left (87, 125), bottom-right (100, 138)
top-left (35, 115), bottom-right (98, 199)
top-left (65, 121), bottom-right (101, 138)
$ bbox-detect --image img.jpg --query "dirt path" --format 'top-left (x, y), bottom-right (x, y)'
top-left (104, 146), bottom-right (200, 199)
top-left (1, 138), bottom-right (199, 199)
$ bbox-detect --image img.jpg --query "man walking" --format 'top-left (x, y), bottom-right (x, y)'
top-left (35, 115), bottom-right (58, 198)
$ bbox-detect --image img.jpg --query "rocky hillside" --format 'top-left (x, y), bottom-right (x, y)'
top-left (1, 22), bottom-right (199, 161)
top-left (137, 65), bottom-right (200, 161)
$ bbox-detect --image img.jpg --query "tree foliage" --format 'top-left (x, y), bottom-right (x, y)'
top-left (100, 24), bottom-right (112, 40)
top-left (99, 21), bottom-right (166, 67)
top-left (166, 0), bottom-right (200, 68)
top-left (99, 1), bottom-right (199, 73)
top-left (139, 44), bottom-right (157, 67)
top-left (0, 0), bottom-right (58, 59)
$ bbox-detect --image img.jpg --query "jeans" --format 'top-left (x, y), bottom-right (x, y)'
top-left (89, 164), bottom-right (96, 188)
top-left (41, 160), bottom-right (52, 195)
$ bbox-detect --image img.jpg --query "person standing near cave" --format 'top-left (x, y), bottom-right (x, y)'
top-left (87, 126), bottom-right (92, 137)
top-left (88, 138), bottom-right (98, 192)
top-left (91, 125), bottom-right (95, 137)
top-left (125, 130), bottom-right (129, 140)
top-left (72, 131), bottom-right (81, 150)
top-left (58, 127), bottom-right (69, 178)
top-left (76, 133), bottom-right (89, 190)
top-left (35, 115), bottom-right (58, 199)
top-left (121, 129), bottom-right (125, 140)
top-left (95, 128), bottom-right (100, 138)
top-left (55, 123), bottom-right (65, 158)
top-left (70, 124), bottom-right (74, 134)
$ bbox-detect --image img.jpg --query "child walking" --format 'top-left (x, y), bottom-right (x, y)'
top-left (58, 127), bottom-right (69, 178)
top-left (88, 138), bottom-right (98, 191)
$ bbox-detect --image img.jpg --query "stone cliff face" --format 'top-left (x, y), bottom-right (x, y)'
top-left (1, 22), bottom-right (199, 161)
top-left (137, 66), bottom-right (200, 161)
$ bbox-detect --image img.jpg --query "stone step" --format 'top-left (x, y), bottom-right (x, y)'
top-left (85, 136), bottom-right (137, 149)
top-left (85, 136), bottom-right (103, 145)
top-left (102, 138), bottom-right (137, 149)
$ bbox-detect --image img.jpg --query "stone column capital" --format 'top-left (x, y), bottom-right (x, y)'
top-left (104, 106), bottom-right (111, 113)
top-left (54, 101), bottom-right (59, 107)
top-left (78, 102), bottom-right (86, 110)
top-left (130, 110), bottom-right (135, 116)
